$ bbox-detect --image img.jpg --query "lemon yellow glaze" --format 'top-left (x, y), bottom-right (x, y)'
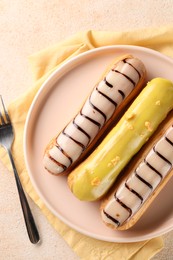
top-left (68, 78), bottom-right (173, 201)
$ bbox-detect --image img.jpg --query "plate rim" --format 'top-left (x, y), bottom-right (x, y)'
top-left (23, 45), bottom-right (173, 243)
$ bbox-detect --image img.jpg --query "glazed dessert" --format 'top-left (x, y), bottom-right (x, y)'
top-left (68, 78), bottom-right (173, 201)
top-left (43, 54), bottom-right (146, 175)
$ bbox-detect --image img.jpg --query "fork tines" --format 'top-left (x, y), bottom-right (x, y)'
top-left (0, 95), bottom-right (11, 125)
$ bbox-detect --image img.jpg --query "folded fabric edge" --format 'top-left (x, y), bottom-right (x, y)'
top-left (28, 43), bottom-right (90, 81)
top-left (28, 26), bottom-right (173, 81)
top-left (129, 237), bottom-right (164, 260)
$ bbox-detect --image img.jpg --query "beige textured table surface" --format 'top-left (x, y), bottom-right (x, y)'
top-left (1, 1), bottom-right (173, 259)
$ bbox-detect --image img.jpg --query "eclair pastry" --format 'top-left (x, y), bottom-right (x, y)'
top-left (101, 115), bottom-right (173, 230)
top-left (43, 54), bottom-right (146, 175)
top-left (68, 78), bottom-right (173, 201)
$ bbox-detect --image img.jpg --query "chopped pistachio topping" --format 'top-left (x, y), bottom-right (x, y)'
top-left (155, 100), bottom-right (161, 106)
top-left (91, 177), bottom-right (100, 186)
top-left (125, 120), bottom-right (134, 130)
top-left (108, 156), bottom-right (120, 167)
top-left (145, 121), bottom-right (153, 132)
top-left (126, 112), bottom-right (136, 120)
top-left (127, 123), bottom-right (134, 130)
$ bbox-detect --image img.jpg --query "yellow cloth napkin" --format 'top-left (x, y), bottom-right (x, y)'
top-left (2, 26), bottom-right (173, 259)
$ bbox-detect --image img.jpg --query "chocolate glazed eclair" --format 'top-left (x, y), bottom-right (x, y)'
top-left (43, 54), bottom-right (146, 175)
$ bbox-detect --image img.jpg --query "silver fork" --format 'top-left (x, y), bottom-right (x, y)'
top-left (0, 95), bottom-right (40, 244)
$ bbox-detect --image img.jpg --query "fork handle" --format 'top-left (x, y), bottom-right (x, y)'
top-left (7, 149), bottom-right (40, 244)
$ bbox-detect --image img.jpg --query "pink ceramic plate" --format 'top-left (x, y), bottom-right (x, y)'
top-left (24, 46), bottom-right (173, 242)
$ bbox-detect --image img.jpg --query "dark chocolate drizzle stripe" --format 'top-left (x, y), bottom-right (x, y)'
top-left (123, 59), bottom-right (141, 78)
top-left (89, 96), bottom-right (107, 123)
top-left (55, 144), bottom-right (73, 164)
top-left (112, 69), bottom-right (136, 86)
top-left (103, 210), bottom-right (120, 226)
top-left (165, 136), bottom-right (173, 146)
top-left (104, 77), bottom-right (113, 88)
top-left (62, 131), bottom-right (86, 151)
top-left (114, 196), bottom-right (132, 216)
top-left (118, 89), bottom-right (125, 99)
top-left (73, 119), bottom-right (91, 141)
top-left (96, 86), bottom-right (118, 107)
top-left (48, 154), bottom-right (67, 170)
top-left (144, 158), bottom-right (163, 179)
top-left (125, 182), bottom-right (143, 203)
top-left (135, 170), bottom-right (153, 190)
top-left (153, 146), bottom-right (172, 166)
top-left (50, 59), bottom-right (143, 172)
top-left (80, 110), bottom-right (101, 128)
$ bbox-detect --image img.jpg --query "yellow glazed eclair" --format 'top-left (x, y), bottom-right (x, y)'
top-left (68, 78), bottom-right (173, 201)
top-left (101, 112), bottom-right (173, 230)
top-left (43, 54), bottom-right (146, 175)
